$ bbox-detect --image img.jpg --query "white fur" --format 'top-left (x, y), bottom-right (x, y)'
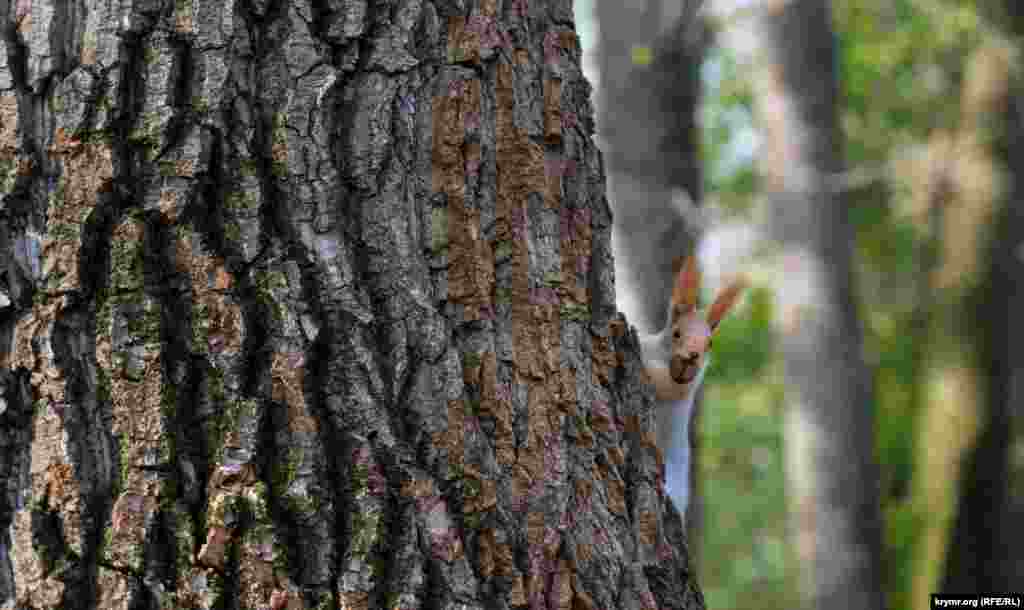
top-left (658, 358), bottom-right (708, 515)
top-left (638, 308), bottom-right (710, 517)
top-left (638, 324), bottom-right (672, 367)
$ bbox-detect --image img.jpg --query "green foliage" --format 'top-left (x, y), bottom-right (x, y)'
top-left (870, 308), bottom-right (920, 498)
top-left (884, 500), bottom-right (926, 610)
top-left (700, 49), bottom-right (758, 212)
top-left (699, 381), bottom-right (793, 610)
top-left (686, 1), bottom-right (994, 606)
top-left (834, 3), bottom-right (990, 606)
top-left (705, 287), bottom-right (773, 384)
top-left (694, 38), bottom-right (793, 610)
top-left (836, 0), bottom-right (984, 159)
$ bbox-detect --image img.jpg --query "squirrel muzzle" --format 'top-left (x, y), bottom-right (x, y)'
top-left (670, 354), bottom-right (699, 385)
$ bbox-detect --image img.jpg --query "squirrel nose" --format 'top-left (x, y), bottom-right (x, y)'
top-left (670, 355), bottom-right (685, 382)
top-left (670, 353), bottom-right (701, 383)
top-left (686, 337), bottom-right (708, 354)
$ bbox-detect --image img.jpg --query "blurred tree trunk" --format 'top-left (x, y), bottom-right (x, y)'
top-left (982, 18), bottom-right (1024, 586)
top-left (595, 0), bottom-right (706, 335)
top-left (0, 1), bottom-right (705, 608)
top-left (594, 0), bottom-right (709, 546)
top-left (750, 1), bottom-right (885, 608)
top-left (903, 36), bottom-right (1017, 600)
top-left (935, 5), bottom-right (1024, 590)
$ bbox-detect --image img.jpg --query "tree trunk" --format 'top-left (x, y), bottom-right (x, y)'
top-left (595, 0), bottom-right (706, 335)
top-left (934, 11), bottom-right (1024, 589)
top-left (593, 0), bottom-right (708, 545)
top-left (930, 6), bottom-right (1024, 592)
top-left (0, 1), bottom-right (704, 609)
top-left (751, 1), bottom-right (885, 608)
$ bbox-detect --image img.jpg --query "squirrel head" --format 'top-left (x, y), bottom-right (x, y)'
top-left (668, 256), bottom-right (746, 385)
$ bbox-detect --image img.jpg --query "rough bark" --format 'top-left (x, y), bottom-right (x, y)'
top-left (751, 1), bottom-right (885, 608)
top-left (0, 1), bottom-right (704, 609)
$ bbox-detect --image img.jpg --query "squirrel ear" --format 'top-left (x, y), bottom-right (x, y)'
top-left (671, 255), bottom-right (687, 276)
top-left (707, 276), bottom-right (747, 331)
top-left (672, 256), bottom-right (701, 315)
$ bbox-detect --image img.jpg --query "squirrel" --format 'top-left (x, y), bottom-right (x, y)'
top-left (638, 255), bottom-right (746, 514)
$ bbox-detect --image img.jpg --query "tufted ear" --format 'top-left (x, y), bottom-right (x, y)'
top-left (707, 276), bottom-right (747, 331)
top-left (671, 256), bottom-right (700, 318)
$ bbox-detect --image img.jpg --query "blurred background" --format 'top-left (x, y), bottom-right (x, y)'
top-left (573, 0), bottom-right (1024, 608)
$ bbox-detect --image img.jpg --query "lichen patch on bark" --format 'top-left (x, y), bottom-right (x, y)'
top-left (271, 351), bottom-right (314, 434)
top-left (44, 128), bottom-right (114, 294)
top-left (0, 95), bottom-right (21, 196)
top-left (11, 507), bottom-right (65, 607)
top-left (447, 16), bottom-right (481, 65)
top-left (10, 402), bottom-right (80, 607)
top-left (174, 226), bottom-right (243, 357)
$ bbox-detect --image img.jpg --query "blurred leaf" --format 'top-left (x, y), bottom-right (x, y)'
top-left (706, 287), bottom-right (773, 384)
top-left (674, 0), bottom-right (994, 606)
top-left (630, 45), bottom-right (653, 66)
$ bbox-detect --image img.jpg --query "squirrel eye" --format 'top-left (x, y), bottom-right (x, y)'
top-left (673, 331), bottom-right (681, 339)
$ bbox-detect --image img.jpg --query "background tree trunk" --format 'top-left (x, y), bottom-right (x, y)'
top-left (750, 1), bottom-right (885, 608)
top-left (594, 0), bottom-right (709, 545)
top-left (983, 11), bottom-right (1024, 585)
top-left (941, 77), bottom-right (1024, 593)
top-left (934, 4), bottom-right (1024, 590)
top-left (596, 0), bottom-right (706, 335)
top-left (0, 1), bottom-right (704, 608)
